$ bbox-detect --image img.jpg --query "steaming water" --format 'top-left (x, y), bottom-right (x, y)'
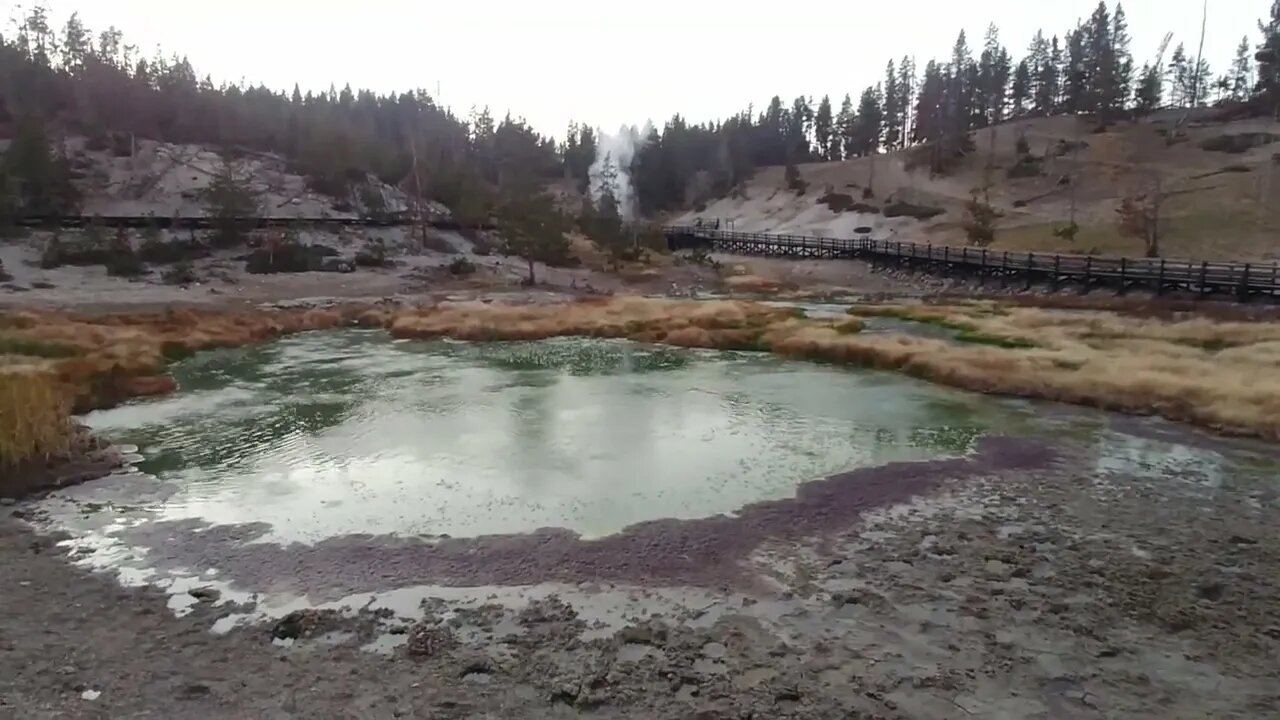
top-left (72, 330), bottom-right (1278, 545)
top-left (80, 331), bottom-right (1025, 542)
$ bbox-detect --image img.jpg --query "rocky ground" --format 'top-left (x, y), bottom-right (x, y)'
top-left (2, 421), bottom-right (1277, 719)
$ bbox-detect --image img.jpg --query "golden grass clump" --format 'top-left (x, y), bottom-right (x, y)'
top-left (0, 368), bottom-right (72, 468)
top-left (842, 300), bottom-right (1280, 440)
top-left (386, 297), bottom-right (809, 348)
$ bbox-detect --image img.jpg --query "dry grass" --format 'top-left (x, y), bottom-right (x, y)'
top-left (0, 369), bottom-right (72, 468)
top-left (846, 300), bottom-right (1280, 439)
top-left (3, 294), bottom-right (1278, 484)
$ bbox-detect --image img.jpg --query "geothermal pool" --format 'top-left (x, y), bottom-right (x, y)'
top-left (78, 330), bottom-right (1035, 542)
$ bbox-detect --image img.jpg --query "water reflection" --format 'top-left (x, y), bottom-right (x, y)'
top-left (82, 333), bottom-right (1010, 541)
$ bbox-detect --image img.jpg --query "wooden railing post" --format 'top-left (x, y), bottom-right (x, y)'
top-left (1239, 263), bottom-right (1251, 301)
top-left (1052, 254), bottom-right (1061, 291)
top-left (1199, 261), bottom-right (1208, 295)
top-left (979, 248), bottom-right (987, 286)
top-left (1119, 257), bottom-right (1127, 295)
top-left (1025, 252), bottom-right (1034, 290)
top-left (1157, 259), bottom-right (1166, 296)
top-left (1084, 256), bottom-right (1092, 291)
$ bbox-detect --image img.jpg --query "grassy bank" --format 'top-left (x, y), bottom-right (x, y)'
top-left (1, 295), bottom-right (1277, 494)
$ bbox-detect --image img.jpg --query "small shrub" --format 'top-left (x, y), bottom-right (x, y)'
top-left (0, 259), bottom-right (9, 282)
top-left (1006, 155), bottom-right (1044, 178)
top-left (161, 261), bottom-right (198, 286)
top-left (354, 238), bottom-right (391, 267)
top-left (139, 235), bottom-right (211, 264)
top-left (962, 193), bottom-right (998, 247)
top-left (1053, 139), bottom-right (1089, 157)
top-left (785, 163), bottom-right (808, 195)
top-left (1052, 222), bottom-right (1080, 242)
top-left (106, 251), bottom-right (146, 277)
top-left (818, 192), bottom-right (856, 213)
top-left (883, 201), bottom-right (946, 220)
top-left (447, 257), bottom-right (477, 276)
top-left (1015, 135), bottom-right (1031, 156)
top-left (1198, 133), bottom-right (1279, 154)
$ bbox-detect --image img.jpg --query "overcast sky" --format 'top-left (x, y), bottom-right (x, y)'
top-left (12, 0), bottom-right (1267, 139)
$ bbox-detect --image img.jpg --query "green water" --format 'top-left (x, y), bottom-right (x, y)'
top-left (82, 330), bottom-right (1278, 542)
top-left (82, 330), bottom-right (1034, 541)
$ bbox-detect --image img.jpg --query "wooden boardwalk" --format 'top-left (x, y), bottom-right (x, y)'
top-left (663, 226), bottom-right (1280, 301)
top-left (14, 215), bottom-right (496, 231)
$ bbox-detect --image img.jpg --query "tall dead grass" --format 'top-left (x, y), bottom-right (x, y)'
top-left (847, 300), bottom-right (1280, 439)
top-left (0, 369), bottom-right (72, 468)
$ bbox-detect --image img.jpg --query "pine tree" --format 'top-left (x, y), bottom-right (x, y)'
top-left (976, 24), bottom-right (1011, 126)
top-left (1049, 35), bottom-right (1065, 111)
top-left (1111, 3), bottom-right (1134, 113)
top-left (1256, 2), bottom-right (1279, 105)
top-left (1062, 25), bottom-right (1090, 114)
top-left (3, 115), bottom-right (80, 219)
top-left (1231, 36), bottom-right (1254, 101)
top-left (1027, 31), bottom-right (1056, 115)
top-left (835, 94), bottom-right (854, 160)
top-left (1133, 63), bottom-right (1163, 113)
top-left (1011, 59), bottom-right (1031, 116)
top-left (897, 56), bottom-right (916, 145)
top-left (882, 60), bottom-right (901, 149)
top-left (814, 95), bottom-right (835, 160)
top-left (851, 86), bottom-right (884, 157)
top-left (1168, 43), bottom-right (1189, 106)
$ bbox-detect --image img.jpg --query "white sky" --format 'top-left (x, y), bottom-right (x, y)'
top-left (8, 0), bottom-right (1267, 139)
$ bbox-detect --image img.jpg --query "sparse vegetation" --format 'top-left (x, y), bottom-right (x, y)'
top-left (962, 192), bottom-right (998, 247)
top-left (883, 201), bottom-right (946, 220)
top-left (161, 261), bottom-right (198, 286)
top-left (1198, 133), bottom-right (1279, 154)
top-left (447, 257), bottom-right (477, 276)
top-left (354, 238), bottom-right (392, 268)
top-left (202, 161), bottom-right (261, 247)
top-left (0, 369), bottom-right (71, 475)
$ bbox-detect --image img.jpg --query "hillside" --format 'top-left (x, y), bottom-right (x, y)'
top-left (680, 112), bottom-right (1280, 261)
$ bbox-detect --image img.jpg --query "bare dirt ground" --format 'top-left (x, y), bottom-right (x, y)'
top-left (2, 418), bottom-right (1278, 719)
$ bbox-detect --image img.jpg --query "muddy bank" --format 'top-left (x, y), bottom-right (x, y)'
top-left (87, 437), bottom-right (1053, 600)
top-left (0, 425), bottom-right (122, 501)
top-left (3, 431), bottom-right (1278, 718)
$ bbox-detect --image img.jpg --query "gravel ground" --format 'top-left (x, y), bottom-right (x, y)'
top-left (2, 421), bottom-right (1278, 719)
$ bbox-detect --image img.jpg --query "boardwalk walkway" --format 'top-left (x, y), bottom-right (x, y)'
top-left (663, 225), bottom-right (1279, 301)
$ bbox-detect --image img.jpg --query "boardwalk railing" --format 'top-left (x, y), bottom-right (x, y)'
top-left (13, 214), bottom-right (500, 231)
top-left (662, 225), bottom-right (1280, 301)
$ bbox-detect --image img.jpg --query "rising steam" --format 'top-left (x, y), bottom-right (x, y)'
top-left (588, 123), bottom-right (653, 221)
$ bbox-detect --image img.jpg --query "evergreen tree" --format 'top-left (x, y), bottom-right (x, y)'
top-left (1027, 31), bottom-right (1057, 115)
top-left (1256, 2), bottom-right (1279, 105)
top-left (897, 56), bottom-right (916, 145)
top-left (1168, 43), bottom-right (1190, 106)
top-left (1230, 36), bottom-right (1254, 101)
top-left (1110, 4), bottom-right (1134, 113)
top-left (1062, 26), bottom-right (1090, 113)
top-left (497, 181), bottom-right (571, 284)
top-left (1133, 63), bottom-right (1164, 113)
top-left (1011, 59), bottom-right (1032, 116)
top-left (201, 161), bottom-right (261, 246)
top-left (851, 86), bottom-right (884, 157)
top-left (882, 60), bottom-right (901, 149)
top-left (814, 95), bottom-right (835, 160)
top-left (3, 115), bottom-right (79, 219)
top-left (976, 24), bottom-right (1011, 126)
top-left (835, 94), bottom-right (854, 160)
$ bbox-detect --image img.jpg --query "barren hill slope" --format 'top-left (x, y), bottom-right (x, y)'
top-left (680, 112), bottom-right (1280, 261)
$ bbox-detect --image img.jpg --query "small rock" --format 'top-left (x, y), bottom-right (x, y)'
top-left (0, 498), bottom-right (15, 507)
top-left (188, 587), bottom-right (220, 602)
top-left (1197, 582), bottom-right (1225, 602)
top-left (81, 690), bottom-right (101, 701)
top-left (1228, 534), bottom-right (1258, 545)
